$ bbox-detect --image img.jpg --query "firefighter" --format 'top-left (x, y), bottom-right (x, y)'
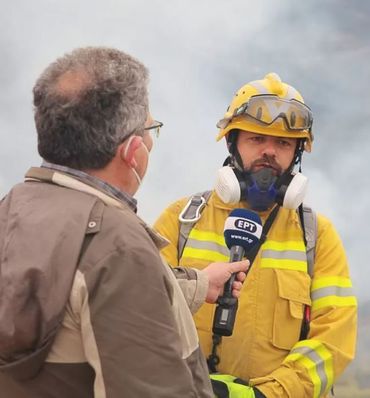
top-left (154, 73), bottom-right (357, 398)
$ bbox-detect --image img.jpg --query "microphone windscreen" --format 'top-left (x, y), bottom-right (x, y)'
top-left (224, 208), bottom-right (263, 251)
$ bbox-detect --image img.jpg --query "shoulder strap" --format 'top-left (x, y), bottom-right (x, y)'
top-left (298, 204), bottom-right (318, 340)
top-left (301, 204), bottom-right (318, 278)
top-left (78, 199), bottom-right (105, 263)
top-left (178, 191), bottom-right (212, 261)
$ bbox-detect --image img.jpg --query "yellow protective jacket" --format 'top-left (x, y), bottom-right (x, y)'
top-left (154, 191), bottom-right (357, 398)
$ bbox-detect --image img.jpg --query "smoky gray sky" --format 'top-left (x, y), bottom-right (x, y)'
top-left (1, 0), bottom-right (369, 302)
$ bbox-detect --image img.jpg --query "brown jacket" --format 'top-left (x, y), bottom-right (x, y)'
top-left (0, 167), bottom-right (213, 398)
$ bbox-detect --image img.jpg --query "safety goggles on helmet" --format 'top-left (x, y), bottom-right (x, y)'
top-left (217, 94), bottom-right (313, 132)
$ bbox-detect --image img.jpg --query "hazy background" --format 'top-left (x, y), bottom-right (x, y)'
top-left (1, 0), bottom-right (369, 386)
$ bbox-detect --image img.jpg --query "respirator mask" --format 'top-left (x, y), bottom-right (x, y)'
top-left (215, 164), bottom-right (308, 211)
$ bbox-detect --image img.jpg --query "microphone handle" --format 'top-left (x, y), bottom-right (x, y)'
top-left (212, 245), bottom-right (245, 337)
top-left (223, 245), bottom-right (245, 297)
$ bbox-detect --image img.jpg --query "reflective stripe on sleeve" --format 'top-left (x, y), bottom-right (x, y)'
top-left (283, 339), bottom-right (334, 398)
top-left (311, 276), bottom-right (357, 311)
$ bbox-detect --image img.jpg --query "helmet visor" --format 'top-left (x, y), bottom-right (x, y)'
top-left (218, 94), bottom-right (313, 131)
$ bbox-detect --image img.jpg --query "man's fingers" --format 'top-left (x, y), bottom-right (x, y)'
top-left (232, 281), bottom-right (243, 298)
top-left (232, 281), bottom-right (243, 291)
top-left (229, 260), bottom-right (249, 274)
top-left (236, 271), bottom-right (246, 283)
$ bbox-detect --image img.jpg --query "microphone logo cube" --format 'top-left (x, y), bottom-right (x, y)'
top-left (224, 209), bottom-right (263, 251)
top-left (234, 219), bottom-right (257, 233)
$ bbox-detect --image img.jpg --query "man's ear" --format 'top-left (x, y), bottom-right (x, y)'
top-left (120, 135), bottom-right (143, 168)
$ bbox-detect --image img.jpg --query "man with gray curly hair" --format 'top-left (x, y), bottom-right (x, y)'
top-left (0, 47), bottom-right (248, 397)
top-left (34, 47), bottom-right (149, 171)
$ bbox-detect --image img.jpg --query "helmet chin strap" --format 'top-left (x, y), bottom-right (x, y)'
top-left (294, 139), bottom-right (305, 172)
top-left (226, 130), bottom-right (244, 172)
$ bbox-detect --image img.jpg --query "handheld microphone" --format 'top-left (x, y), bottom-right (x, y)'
top-left (212, 208), bottom-right (262, 336)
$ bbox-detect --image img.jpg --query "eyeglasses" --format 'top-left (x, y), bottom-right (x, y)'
top-left (217, 94), bottom-right (313, 131)
top-left (144, 120), bottom-right (163, 138)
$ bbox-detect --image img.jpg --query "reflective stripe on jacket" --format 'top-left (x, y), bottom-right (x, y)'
top-left (154, 191), bottom-right (357, 398)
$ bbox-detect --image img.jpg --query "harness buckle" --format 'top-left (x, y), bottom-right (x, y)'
top-left (178, 195), bottom-right (207, 224)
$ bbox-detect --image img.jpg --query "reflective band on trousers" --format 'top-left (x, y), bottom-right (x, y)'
top-left (284, 339), bottom-right (334, 398)
top-left (311, 276), bottom-right (357, 311)
top-left (260, 240), bottom-right (307, 272)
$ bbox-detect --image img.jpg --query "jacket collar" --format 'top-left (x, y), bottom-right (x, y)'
top-left (25, 167), bottom-right (169, 250)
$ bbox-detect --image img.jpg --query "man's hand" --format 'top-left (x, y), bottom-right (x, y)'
top-left (202, 260), bottom-right (249, 304)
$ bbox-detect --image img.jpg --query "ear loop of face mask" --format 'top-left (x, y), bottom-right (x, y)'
top-left (123, 135), bottom-right (150, 186)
